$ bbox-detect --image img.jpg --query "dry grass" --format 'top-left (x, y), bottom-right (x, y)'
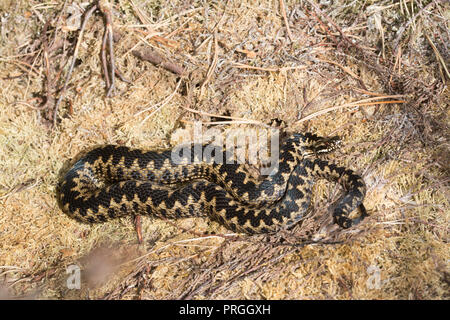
top-left (0, 0), bottom-right (448, 299)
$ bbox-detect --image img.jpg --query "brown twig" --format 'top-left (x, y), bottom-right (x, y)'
top-left (40, 18), bottom-right (58, 120)
top-left (114, 68), bottom-right (132, 84)
top-left (0, 59), bottom-right (41, 76)
top-left (279, 0), bottom-right (293, 42)
top-left (317, 57), bottom-right (365, 86)
top-left (305, 0), bottom-right (360, 50)
top-left (132, 49), bottom-right (184, 75)
top-left (98, 0), bottom-right (116, 97)
top-left (53, 3), bottom-right (97, 127)
top-left (425, 33), bottom-right (450, 82)
top-left (233, 62), bottom-right (306, 72)
top-left (52, 0), bottom-right (129, 126)
top-left (180, 106), bottom-right (270, 127)
top-left (296, 95), bottom-right (406, 124)
top-left (101, 22), bottom-right (111, 90)
top-left (200, 32), bottom-right (219, 96)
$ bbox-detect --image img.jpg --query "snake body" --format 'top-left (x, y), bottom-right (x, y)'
top-left (56, 133), bottom-right (367, 234)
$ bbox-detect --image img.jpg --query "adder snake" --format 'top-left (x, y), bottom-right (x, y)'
top-left (56, 133), bottom-right (367, 234)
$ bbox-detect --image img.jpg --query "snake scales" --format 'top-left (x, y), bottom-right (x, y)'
top-left (56, 132), bottom-right (367, 234)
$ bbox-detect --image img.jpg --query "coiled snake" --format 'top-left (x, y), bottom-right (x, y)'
top-left (56, 133), bottom-right (367, 234)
